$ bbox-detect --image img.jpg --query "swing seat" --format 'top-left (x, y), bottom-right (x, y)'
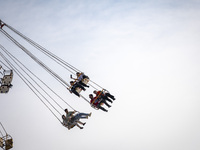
top-left (68, 124), bottom-right (76, 130)
top-left (91, 104), bottom-right (99, 110)
top-left (81, 78), bottom-right (89, 85)
top-left (91, 99), bottom-right (104, 110)
top-left (0, 85), bottom-right (9, 93)
top-left (0, 137), bottom-right (3, 148)
top-left (0, 135), bottom-right (13, 150)
top-left (1, 70), bottom-right (13, 86)
top-left (75, 87), bottom-right (82, 94)
top-left (91, 103), bottom-right (104, 110)
top-left (5, 138), bottom-right (13, 150)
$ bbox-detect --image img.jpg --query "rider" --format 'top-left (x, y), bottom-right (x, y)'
top-left (89, 94), bottom-right (111, 112)
top-left (69, 81), bottom-right (86, 97)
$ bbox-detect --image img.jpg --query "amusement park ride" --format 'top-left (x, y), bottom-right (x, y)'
top-left (0, 19), bottom-right (115, 149)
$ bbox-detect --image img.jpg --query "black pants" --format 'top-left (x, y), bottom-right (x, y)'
top-left (97, 103), bottom-right (108, 112)
top-left (104, 93), bottom-right (115, 100)
top-left (79, 81), bottom-right (89, 87)
top-left (71, 83), bottom-right (85, 97)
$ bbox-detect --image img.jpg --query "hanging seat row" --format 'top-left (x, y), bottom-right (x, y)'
top-left (0, 65), bottom-right (13, 93)
top-left (0, 135), bottom-right (13, 150)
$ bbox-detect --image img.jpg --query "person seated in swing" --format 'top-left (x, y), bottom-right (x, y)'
top-left (71, 72), bottom-right (89, 88)
top-left (64, 109), bottom-right (91, 121)
top-left (62, 115), bottom-right (80, 129)
top-left (93, 90), bottom-right (115, 103)
top-left (69, 81), bottom-right (86, 97)
top-left (62, 109), bottom-right (91, 130)
top-left (89, 94), bottom-right (111, 112)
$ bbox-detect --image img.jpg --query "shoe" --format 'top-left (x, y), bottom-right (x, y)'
top-left (103, 109), bottom-right (108, 112)
top-left (83, 123), bottom-right (86, 126)
top-left (80, 127), bottom-right (83, 129)
top-left (89, 112), bottom-right (92, 117)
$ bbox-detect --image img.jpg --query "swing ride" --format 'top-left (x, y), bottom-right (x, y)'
top-left (0, 19), bottom-right (116, 134)
top-left (0, 63), bottom-right (13, 93)
top-left (0, 66), bottom-right (13, 93)
top-left (0, 123), bottom-right (13, 150)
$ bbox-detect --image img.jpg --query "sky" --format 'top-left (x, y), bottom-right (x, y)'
top-left (0, 0), bottom-right (200, 150)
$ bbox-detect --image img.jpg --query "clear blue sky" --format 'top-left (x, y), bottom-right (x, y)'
top-left (0, 0), bottom-right (200, 150)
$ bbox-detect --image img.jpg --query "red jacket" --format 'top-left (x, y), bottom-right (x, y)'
top-left (90, 97), bottom-right (99, 106)
top-left (96, 91), bottom-right (105, 97)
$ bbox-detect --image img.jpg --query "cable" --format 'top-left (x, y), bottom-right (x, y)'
top-left (0, 122), bottom-right (7, 135)
top-left (1, 20), bottom-right (109, 108)
top-left (0, 127), bottom-right (4, 137)
top-left (4, 23), bottom-right (105, 90)
top-left (0, 60), bottom-right (11, 70)
top-left (0, 51), bottom-right (62, 123)
top-left (5, 23), bottom-right (81, 73)
top-left (1, 28), bottom-right (92, 107)
top-left (0, 45), bottom-right (64, 111)
top-left (0, 29), bottom-right (70, 89)
top-left (0, 44), bottom-right (76, 111)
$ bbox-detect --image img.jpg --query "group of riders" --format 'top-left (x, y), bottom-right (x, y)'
top-left (68, 72), bottom-right (116, 112)
top-left (0, 67), bottom-right (115, 130)
top-left (62, 72), bottom-right (116, 129)
top-left (62, 109), bottom-right (92, 130)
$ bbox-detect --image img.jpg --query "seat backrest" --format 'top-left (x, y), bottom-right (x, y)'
top-left (0, 137), bottom-right (3, 148)
top-left (75, 87), bottom-right (82, 94)
top-left (82, 78), bottom-right (89, 85)
top-left (0, 85), bottom-right (9, 93)
top-left (2, 71), bottom-right (13, 86)
top-left (5, 138), bottom-right (13, 150)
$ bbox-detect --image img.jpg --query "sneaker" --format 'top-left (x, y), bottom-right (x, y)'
top-left (89, 113), bottom-right (92, 117)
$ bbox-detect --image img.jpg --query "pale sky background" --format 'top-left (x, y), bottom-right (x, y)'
top-left (0, 0), bottom-right (200, 150)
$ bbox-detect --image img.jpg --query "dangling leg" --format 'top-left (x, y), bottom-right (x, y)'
top-left (71, 89), bottom-right (80, 97)
top-left (77, 83), bottom-right (86, 91)
top-left (101, 99), bottom-right (111, 108)
top-left (79, 81), bottom-right (89, 88)
top-left (75, 113), bottom-right (90, 119)
top-left (76, 123), bottom-right (83, 129)
top-left (105, 93), bottom-right (115, 100)
top-left (103, 96), bottom-right (113, 103)
top-left (77, 120), bottom-right (86, 126)
top-left (97, 103), bottom-right (108, 112)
